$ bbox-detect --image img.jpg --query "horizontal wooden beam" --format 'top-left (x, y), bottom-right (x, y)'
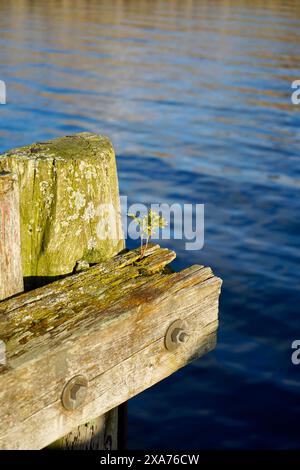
top-left (0, 245), bottom-right (222, 449)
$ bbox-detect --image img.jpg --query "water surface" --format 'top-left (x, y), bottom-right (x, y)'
top-left (1, 0), bottom-right (300, 449)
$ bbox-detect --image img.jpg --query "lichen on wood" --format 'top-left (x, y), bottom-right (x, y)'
top-left (0, 244), bottom-right (222, 449)
top-left (0, 133), bottom-right (124, 278)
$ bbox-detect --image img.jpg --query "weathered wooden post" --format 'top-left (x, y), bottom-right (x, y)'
top-left (0, 172), bottom-right (23, 300)
top-left (0, 171), bottom-right (24, 379)
top-left (0, 132), bottom-right (124, 283)
top-left (0, 133), bottom-right (124, 449)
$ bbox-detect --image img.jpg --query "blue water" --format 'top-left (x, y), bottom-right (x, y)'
top-left (1, 0), bottom-right (300, 449)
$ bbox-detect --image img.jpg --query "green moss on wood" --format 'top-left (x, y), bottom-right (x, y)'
top-left (0, 245), bottom-right (181, 358)
top-left (0, 133), bottom-right (124, 277)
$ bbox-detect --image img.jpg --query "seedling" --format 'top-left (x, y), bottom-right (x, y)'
top-left (128, 209), bottom-right (168, 256)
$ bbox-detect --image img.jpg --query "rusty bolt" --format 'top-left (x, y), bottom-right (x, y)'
top-left (165, 320), bottom-right (189, 351)
top-left (61, 375), bottom-right (88, 411)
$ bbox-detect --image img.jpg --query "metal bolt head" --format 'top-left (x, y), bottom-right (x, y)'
top-left (171, 328), bottom-right (189, 345)
top-left (61, 375), bottom-right (88, 411)
top-left (165, 320), bottom-right (189, 351)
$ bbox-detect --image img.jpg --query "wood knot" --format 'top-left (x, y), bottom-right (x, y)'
top-left (0, 172), bottom-right (16, 195)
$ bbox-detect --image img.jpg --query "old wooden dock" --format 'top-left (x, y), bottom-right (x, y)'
top-left (0, 133), bottom-right (222, 450)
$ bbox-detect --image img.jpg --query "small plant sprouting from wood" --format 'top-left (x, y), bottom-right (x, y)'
top-left (128, 209), bottom-right (168, 257)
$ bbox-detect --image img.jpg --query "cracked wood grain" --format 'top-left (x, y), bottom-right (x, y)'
top-left (0, 244), bottom-right (222, 449)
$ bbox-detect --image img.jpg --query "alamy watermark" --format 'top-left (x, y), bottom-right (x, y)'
top-left (291, 340), bottom-right (300, 365)
top-left (291, 80), bottom-right (300, 105)
top-left (91, 198), bottom-right (204, 250)
top-left (0, 80), bottom-right (6, 104)
top-left (120, 198), bottom-right (204, 251)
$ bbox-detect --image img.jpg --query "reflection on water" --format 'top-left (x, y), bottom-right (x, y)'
top-left (1, 0), bottom-right (300, 449)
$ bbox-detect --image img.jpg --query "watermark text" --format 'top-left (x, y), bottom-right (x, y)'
top-left (0, 80), bottom-right (6, 104)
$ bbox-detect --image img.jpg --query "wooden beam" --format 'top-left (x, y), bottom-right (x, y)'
top-left (0, 245), bottom-right (222, 450)
top-left (0, 172), bottom-right (23, 300)
top-left (49, 410), bottom-right (119, 450)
